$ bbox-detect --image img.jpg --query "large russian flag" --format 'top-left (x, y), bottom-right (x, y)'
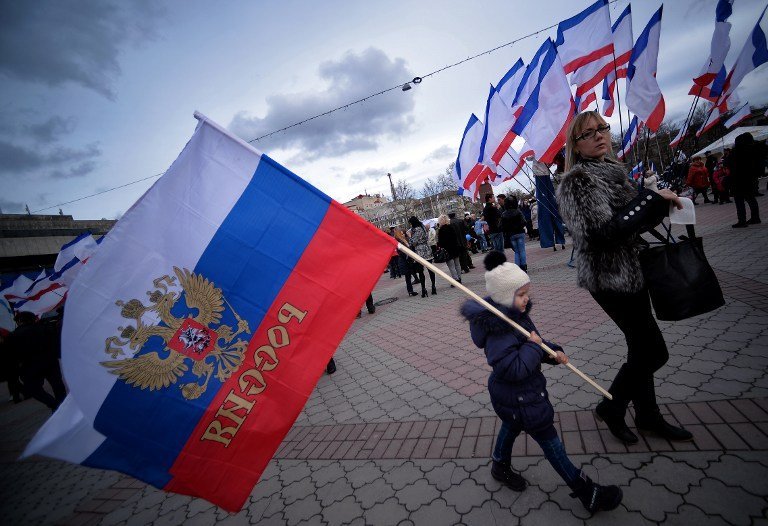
top-left (24, 113), bottom-right (396, 511)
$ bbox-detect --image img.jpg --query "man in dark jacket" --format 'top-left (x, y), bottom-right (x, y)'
top-left (483, 193), bottom-right (504, 252)
top-left (705, 151), bottom-right (720, 203)
top-left (726, 132), bottom-right (764, 227)
top-left (448, 212), bottom-right (475, 272)
top-left (5, 311), bottom-right (66, 410)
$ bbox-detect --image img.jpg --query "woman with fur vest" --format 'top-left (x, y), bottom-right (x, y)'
top-left (461, 251), bottom-right (622, 514)
top-left (557, 111), bottom-right (692, 445)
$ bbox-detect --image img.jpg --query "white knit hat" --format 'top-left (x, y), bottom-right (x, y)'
top-left (484, 252), bottom-right (530, 307)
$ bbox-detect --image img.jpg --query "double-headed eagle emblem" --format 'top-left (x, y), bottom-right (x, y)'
top-left (102, 267), bottom-right (251, 400)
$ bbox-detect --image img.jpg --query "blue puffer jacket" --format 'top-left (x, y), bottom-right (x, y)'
top-left (461, 298), bottom-right (562, 435)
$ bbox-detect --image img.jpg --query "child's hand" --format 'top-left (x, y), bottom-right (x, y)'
top-left (528, 331), bottom-right (542, 345)
top-left (554, 351), bottom-right (569, 365)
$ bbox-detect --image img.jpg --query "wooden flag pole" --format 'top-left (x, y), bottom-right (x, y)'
top-left (397, 243), bottom-right (612, 400)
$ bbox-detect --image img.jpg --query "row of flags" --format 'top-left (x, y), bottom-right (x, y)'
top-left (24, 113), bottom-right (398, 511)
top-left (675, 0), bottom-right (767, 149)
top-left (454, 0), bottom-right (767, 196)
top-left (0, 233), bottom-right (101, 326)
top-left (452, 0), bottom-right (667, 200)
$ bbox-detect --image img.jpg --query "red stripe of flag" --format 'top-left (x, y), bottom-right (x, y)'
top-left (165, 202), bottom-right (395, 511)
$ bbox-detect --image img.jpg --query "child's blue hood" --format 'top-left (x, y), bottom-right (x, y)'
top-left (460, 297), bottom-right (532, 335)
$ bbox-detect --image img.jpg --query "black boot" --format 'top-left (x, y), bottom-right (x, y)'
top-left (520, 264), bottom-right (528, 273)
top-left (595, 398), bottom-right (638, 444)
top-left (635, 411), bottom-right (693, 441)
top-left (491, 460), bottom-right (526, 491)
top-left (569, 471), bottom-right (622, 514)
top-left (326, 358), bottom-right (337, 375)
top-left (431, 286), bottom-right (437, 295)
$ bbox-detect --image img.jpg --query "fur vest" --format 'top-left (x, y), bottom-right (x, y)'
top-left (557, 160), bottom-right (653, 293)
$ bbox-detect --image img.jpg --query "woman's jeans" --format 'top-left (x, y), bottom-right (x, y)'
top-left (475, 233), bottom-right (488, 251)
top-left (446, 257), bottom-right (461, 280)
top-left (508, 233), bottom-right (527, 266)
top-left (590, 288), bottom-right (669, 419)
top-left (493, 420), bottom-right (580, 485)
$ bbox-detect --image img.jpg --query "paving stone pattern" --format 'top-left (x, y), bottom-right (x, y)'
top-left (2, 193), bottom-right (768, 525)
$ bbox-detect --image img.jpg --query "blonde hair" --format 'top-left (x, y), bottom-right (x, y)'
top-left (564, 110), bottom-right (616, 171)
top-left (437, 214), bottom-right (450, 226)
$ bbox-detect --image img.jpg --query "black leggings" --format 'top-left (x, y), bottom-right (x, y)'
top-left (412, 263), bottom-right (436, 291)
top-left (590, 288), bottom-right (669, 417)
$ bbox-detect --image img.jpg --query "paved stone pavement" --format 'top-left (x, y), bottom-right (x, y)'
top-left (2, 193), bottom-right (768, 525)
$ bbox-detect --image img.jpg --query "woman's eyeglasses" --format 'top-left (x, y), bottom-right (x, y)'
top-left (575, 124), bottom-right (610, 142)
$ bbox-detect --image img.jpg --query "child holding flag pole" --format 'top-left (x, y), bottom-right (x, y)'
top-left (397, 244), bottom-right (623, 515)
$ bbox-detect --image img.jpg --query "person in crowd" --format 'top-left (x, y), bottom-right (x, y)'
top-left (497, 194), bottom-right (507, 210)
top-left (393, 229), bottom-right (418, 297)
top-left (427, 222), bottom-right (438, 258)
top-left (474, 215), bottom-right (489, 252)
top-left (461, 251), bottom-right (622, 514)
top-left (437, 214), bottom-right (462, 284)
top-left (0, 327), bottom-right (23, 403)
top-left (686, 156), bottom-right (712, 204)
top-left (712, 158), bottom-right (732, 204)
top-left (449, 212), bottom-right (474, 272)
top-left (500, 196), bottom-right (528, 271)
top-left (387, 226), bottom-right (401, 279)
top-left (520, 200), bottom-right (533, 241)
top-left (407, 216), bottom-right (437, 297)
top-left (643, 169), bottom-right (659, 192)
top-left (726, 132), bottom-right (765, 227)
top-left (5, 311), bottom-right (66, 411)
top-left (483, 193), bottom-right (504, 252)
top-left (557, 110), bottom-right (692, 444)
top-left (705, 150), bottom-right (720, 203)
top-left (529, 199), bottom-right (539, 240)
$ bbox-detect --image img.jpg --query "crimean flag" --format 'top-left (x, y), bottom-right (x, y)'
top-left (725, 103), bottom-right (751, 128)
top-left (23, 113), bottom-right (397, 511)
top-left (626, 6), bottom-right (665, 132)
top-left (601, 4), bottom-right (633, 117)
top-left (714, 4), bottom-right (768, 110)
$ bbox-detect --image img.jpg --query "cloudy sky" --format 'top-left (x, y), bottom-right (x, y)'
top-left (1, 0), bottom-right (766, 219)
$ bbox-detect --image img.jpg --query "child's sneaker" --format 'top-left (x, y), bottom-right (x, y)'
top-left (569, 471), bottom-right (622, 514)
top-left (491, 460), bottom-right (526, 491)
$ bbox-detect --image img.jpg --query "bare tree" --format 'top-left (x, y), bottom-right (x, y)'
top-left (435, 162), bottom-right (457, 192)
top-left (394, 179), bottom-right (416, 201)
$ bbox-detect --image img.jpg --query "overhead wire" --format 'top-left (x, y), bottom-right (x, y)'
top-left (31, 0), bottom-right (622, 214)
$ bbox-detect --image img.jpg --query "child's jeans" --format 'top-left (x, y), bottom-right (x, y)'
top-left (492, 420), bottom-right (580, 485)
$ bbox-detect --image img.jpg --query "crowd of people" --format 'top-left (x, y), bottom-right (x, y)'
top-left (657, 131), bottom-right (767, 228)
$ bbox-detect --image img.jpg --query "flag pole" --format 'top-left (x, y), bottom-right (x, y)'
top-left (611, 52), bottom-right (626, 142)
top-left (396, 242), bottom-right (613, 400)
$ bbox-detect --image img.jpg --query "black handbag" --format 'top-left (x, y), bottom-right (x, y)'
top-left (639, 224), bottom-right (724, 321)
top-left (434, 247), bottom-right (449, 263)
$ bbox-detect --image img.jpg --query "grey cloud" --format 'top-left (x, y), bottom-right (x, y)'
top-left (27, 116), bottom-right (76, 143)
top-left (0, 140), bottom-right (100, 177)
top-left (50, 160), bottom-right (98, 179)
top-left (424, 145), bottom-right (453, 162)
top-left (230, 47), bottom-right (416, 162)
top-left (0, 198), bottom-right (25, 213)
top-left (348, 161), bottom-right (409, 184)
top-left (0, 1), bottom-right (163, 98)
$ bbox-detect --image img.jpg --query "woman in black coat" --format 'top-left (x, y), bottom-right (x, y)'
top-left (557, 110), bottom-right (691, 445)
top-left (437, 214), bottom-right (462, 283)
top-left (725, 132), bottom-right (764, 228)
